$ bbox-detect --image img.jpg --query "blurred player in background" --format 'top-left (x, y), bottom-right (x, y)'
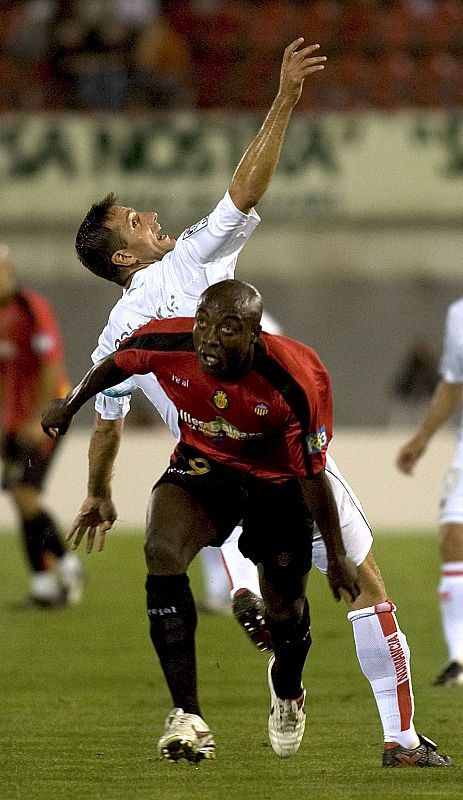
top-left (0, 246), bottom-right (84, 608)
top-left (69, 38), bottom-right (326, 649)
top-left (397, 298), bottom-right (463, 687)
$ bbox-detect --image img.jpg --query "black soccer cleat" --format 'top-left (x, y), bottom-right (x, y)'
top-left (232, 589), bottom-right (273, 653)
top-left (383, 734), bottom-right (453, 767)
top-left (432, 660), bottom-right (463, 687)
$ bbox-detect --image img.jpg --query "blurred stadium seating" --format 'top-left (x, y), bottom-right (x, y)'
top-left (0, 1), bottom-right (461, 112)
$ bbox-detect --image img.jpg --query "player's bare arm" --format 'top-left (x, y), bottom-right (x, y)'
top-left (396, 380), bottom-right (462, 474)
top-left (66, 415), bottom-right (123, 553)
top-left (229, 38), bottom-right (326, 214)
top-left (301, 471), bottom-right (360, 603)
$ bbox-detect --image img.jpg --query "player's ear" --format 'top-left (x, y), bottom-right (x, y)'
top-left (111, 250), bottom-right (138, 267)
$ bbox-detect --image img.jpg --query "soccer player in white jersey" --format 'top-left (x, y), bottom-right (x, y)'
top-left (67, 40), bottom-right (451, 766)
top-left (397, 298), bottom-right (463, 687)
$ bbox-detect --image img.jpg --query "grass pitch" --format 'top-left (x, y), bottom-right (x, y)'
top-left (0, 530), bottom-right (462, 800)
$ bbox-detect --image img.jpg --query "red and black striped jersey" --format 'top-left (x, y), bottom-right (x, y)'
top-left (115, 318), bottom-right (332, 482)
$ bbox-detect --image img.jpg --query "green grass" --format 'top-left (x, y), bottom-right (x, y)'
top-left (0, 530), bottom-right (462, 800)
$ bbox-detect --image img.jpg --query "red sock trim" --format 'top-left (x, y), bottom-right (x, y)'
top-left (376, 603), bottom-right (413, 731)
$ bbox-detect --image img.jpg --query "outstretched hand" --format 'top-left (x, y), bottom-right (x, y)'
top-left (278, 38), bottom-right (327, 107)
top-left (327, 554), bottom-right (361, 603)
top-left (66, 496), bottom-right (118, 553)
top-left (41, 398), bottom-right (73, 438)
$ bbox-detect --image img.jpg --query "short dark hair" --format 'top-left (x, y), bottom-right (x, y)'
top-left (75, 193), bottom-right (127, 286)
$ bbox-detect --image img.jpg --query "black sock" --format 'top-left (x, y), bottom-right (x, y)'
top-left (146, 573), bottom-right (201, 716)
top-left (266, 599), bottom-right (312, 699)
top-left (21, 510), bottom-right (65, 571)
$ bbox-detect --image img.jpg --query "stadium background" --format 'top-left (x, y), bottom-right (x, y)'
top-left (1, 0), bottom-right (462, 525)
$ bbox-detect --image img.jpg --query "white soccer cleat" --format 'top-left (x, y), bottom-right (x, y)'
top-left (157, 708), bottom-right (215, 762)
top-left (58, 553), bottom-right (85, 606)
top-left (267, 655), bottom-right (306, 757)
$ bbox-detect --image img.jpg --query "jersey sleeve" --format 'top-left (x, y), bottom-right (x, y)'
top-left (440, 301), bottom-right (463, 384)
top-left (113, 347), bottom-right (154, 376)
top-left (153, 192), bottom-right (260, 297)
top-left (266, 335), bottom-right (333, 477)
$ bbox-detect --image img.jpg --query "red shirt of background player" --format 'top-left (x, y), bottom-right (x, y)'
top-left (0, 290), bottom-right (69, 434)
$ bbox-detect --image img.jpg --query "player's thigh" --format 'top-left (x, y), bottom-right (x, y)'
top-left (312, 509), bottom-right (373, 576)
top-left (440, 522), bottom-right (463, 560)
top-left (145, 482), bottom-right (219, 573)
top-left (10, 483), bottom-right (41, 518)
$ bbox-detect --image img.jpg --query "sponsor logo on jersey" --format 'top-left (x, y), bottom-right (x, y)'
top-left (212, 389), bottom-right (229, 410)
top-left (179, 409), bottom-right (263, 441)
top-left (183, 216), bottom-right (209, 238)
top-left (172, 373), bottom-right (190, 388)
top-left (306, 425), bottom-right (328, 453)
top-left (254, 402), bottom-right (269, 416)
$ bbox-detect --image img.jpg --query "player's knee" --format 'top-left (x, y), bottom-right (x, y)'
top-left (144, 531), bottom-right (190, 574)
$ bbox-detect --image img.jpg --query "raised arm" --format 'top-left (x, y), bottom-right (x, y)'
top-left (300, 471), bottom-right (360, 602)
top-left (229, 38), bottom-right (326, 213)
top-left (396, 380), bottom-right (462, 475)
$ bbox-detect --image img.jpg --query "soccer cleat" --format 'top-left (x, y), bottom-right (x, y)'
top-left (11, 590), bottom-right (69, 610)
top-left (432, 660), bottom-right (463, 687)
top-left (267, 655), bottom-right (306, 757)
top-left (383, 734), bottom-right (453, 767)
top-left (232, 589), bottom-right (273, 652)
top-left (157, 708), bottom-right (215, 763)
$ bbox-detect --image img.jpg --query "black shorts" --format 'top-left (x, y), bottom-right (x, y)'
top-left (155, 443), bottom-right (314, 575)
top-left (0, 432), bottom-right (59, 491)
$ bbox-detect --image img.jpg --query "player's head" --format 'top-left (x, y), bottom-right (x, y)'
top-left (75, 193), bottom-right (174, 287)
top-left (193, 279), bottom-right (263, 379)
top-left (0, 245), bottom-right (17, 304)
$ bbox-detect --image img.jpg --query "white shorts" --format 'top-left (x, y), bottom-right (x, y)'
top-left (311, 455), bottom-right (373, 574)
top-left (221, 454), bottom-right (373, 574)
top-left (440, 465), bottom-right (463, 525)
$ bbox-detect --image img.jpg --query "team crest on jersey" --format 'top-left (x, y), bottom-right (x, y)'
top-left (306, 425), bottom-right (328, 453)
top-left (183, 216), bottom-right (209, 238)
top-left (254, 403), bottom-right (269, 416)
top-left (212, 389), bottom-right (229, 410)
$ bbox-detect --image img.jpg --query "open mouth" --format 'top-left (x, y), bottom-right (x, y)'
top-left (201, 352), bottom-right (220, 368)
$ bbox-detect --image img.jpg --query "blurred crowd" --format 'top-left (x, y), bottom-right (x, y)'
top-left (0, 0), bottom-right (462, 113)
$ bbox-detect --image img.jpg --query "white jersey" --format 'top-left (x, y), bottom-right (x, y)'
top-left (439, 298), bottom-right (463, 520)
top-left (92, 191), bottom-right (260, 424)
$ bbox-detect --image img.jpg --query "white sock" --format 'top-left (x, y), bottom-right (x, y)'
top-left (199, 547), bottom-right (230, 606)
top-left (219, 525), bottom-right (261, 598)
top-left (30, 571), bottom-right (60, 600)
top-left (348, 601), bottom-right (419, 748)
top-left (439, 563), bottom-right (463, 663)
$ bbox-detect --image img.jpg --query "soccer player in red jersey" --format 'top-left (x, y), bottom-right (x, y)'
top-left (0, 247), bottom-right (84, 607)
top-left (42, 280), bottom-right (452, 766)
